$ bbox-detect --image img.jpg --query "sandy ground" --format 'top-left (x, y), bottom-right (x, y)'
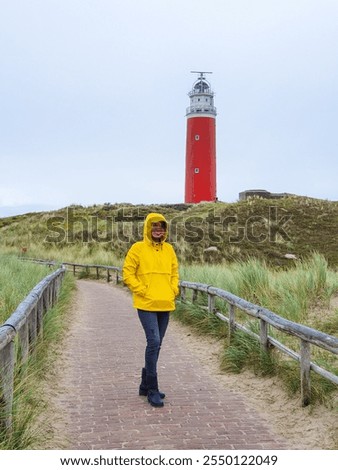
top-left (169, 318), bottom-right (338, 450)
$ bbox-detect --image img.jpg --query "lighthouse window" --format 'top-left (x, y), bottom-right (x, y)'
top-left (194, 168), bottom-right (199, 174)
top-left (195, 135), bottom-right (200, 141)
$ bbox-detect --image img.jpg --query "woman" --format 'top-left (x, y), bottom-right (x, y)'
top-left (122, 212), bottom-right (179, 407)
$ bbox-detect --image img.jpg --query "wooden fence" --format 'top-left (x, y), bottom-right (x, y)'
top-left (3, 258), bottom-right (338, 411)
top-left (0, 267), bottom-right (65, 429)
top-left (180, 281), bottom-right (338, 406)
top-left (59, 260), bottom-right (338, 406)
top-left (62, 262), bottom-right (122, 284)
top-left (21, 258), bottom-right (122, 284)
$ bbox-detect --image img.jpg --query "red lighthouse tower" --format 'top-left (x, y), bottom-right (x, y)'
top-left (185, 71), bottom-right (217, 203)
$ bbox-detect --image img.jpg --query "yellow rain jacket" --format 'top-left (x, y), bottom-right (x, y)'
top-left (123, 213), bottom-right (179, 312)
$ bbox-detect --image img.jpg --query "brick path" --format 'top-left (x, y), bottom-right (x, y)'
top-left (53, 280), bottom-right (287, 450)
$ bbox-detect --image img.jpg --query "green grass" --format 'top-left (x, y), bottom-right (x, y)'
top-left (180, 253), bottom-right (338, 325)
top-left (0, 254), bottom-right (53, 323)
top-left (175, 253), bottom-right (338, 407)
top-left (220, 328), bottom-right (279, 376)
top-left (0, 258), bottom-right (76, 449)
top-left (174, 301), bottom-right (229, 339)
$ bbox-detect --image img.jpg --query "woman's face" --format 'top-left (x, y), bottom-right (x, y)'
top-left (151, 222), bottom-right (166, 241)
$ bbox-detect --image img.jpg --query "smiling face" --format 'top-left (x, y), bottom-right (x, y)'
top-left (151, 221), bottom-right (166, 241)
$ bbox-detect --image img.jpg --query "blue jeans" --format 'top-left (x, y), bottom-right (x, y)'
top-left (137, 309), bottom-right (170, 377)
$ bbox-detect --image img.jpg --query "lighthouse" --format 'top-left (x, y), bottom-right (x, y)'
top-left (185, 71), bottom-right (217, 203)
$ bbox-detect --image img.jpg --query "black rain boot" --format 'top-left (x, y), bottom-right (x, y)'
top-left (139, 368), bottom-right (165, 399)
top-left (138, 368), bottom-right (148, 396)
top-left (146, 374), bottom-right (164, 407)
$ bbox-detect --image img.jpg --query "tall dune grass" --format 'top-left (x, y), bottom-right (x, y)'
top-left (3, 247), bottom-right (337, 329)
top-left (0, 254), bottom-right (76, 449)
top-left (0, 254), bottom-right (53, 323)
top-left (0, 243), bottom-right (121, 269)
top-left (176, 252), bottom-right (338, 407)
top-left (179, 252), bottom-right (338, 325)
top-left (3, 247), bottom-right (337, 327)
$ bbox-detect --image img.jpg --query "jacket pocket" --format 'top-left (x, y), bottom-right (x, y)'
top-left (145, 275), bottom-right (174, 303)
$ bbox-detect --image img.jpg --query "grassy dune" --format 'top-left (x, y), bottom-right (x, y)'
top-left (1, 196), bottom-right (338, 266)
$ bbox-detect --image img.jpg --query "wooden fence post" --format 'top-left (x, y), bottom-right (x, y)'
top-left (228, 303), bottom-right (236, 343)
top-left (260, 319), bottom-right (269, 354)
top-left (180, 286), bottom-right (186, 302)
top-left (18, 322), bottom-right (29, 364)
top-left (49, 284), bottom-right (53, 307)
top-left (52, 278), bottom-right (58, 306)
top-left (28, 306), bottom-right (37, 345)
top-left (42, 289), bottom-right (48, 313)
top-left (37, 297), bottom-right (44, 337)
top-left (300, 339), bottom-right (311, 407)
top-left (208, 293), bottom-right (215, 314)
top-left (0, 340), bottom-right (15, 429)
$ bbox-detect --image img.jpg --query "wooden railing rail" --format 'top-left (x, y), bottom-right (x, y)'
top-left (0, 267), bottom-right (65, 429)
top-left (62, 262), bottom-right (122, 284)
top-left (180, 281), bottom-right (338, 406)
top-left (20, 258), bottom-right (122, 284)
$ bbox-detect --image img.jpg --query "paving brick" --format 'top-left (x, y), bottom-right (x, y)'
top-left (51, 279), bottom-right (287, 450)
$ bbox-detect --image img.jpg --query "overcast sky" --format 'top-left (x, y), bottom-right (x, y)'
top-left (1, 0), bottom-right (337, 217)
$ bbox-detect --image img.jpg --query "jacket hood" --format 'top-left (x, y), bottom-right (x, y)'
top-left (143, 212), bottom-right (168, 244)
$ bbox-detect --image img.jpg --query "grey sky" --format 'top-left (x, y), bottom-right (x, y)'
top-left (1, 0), bottom-right (338, 216)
